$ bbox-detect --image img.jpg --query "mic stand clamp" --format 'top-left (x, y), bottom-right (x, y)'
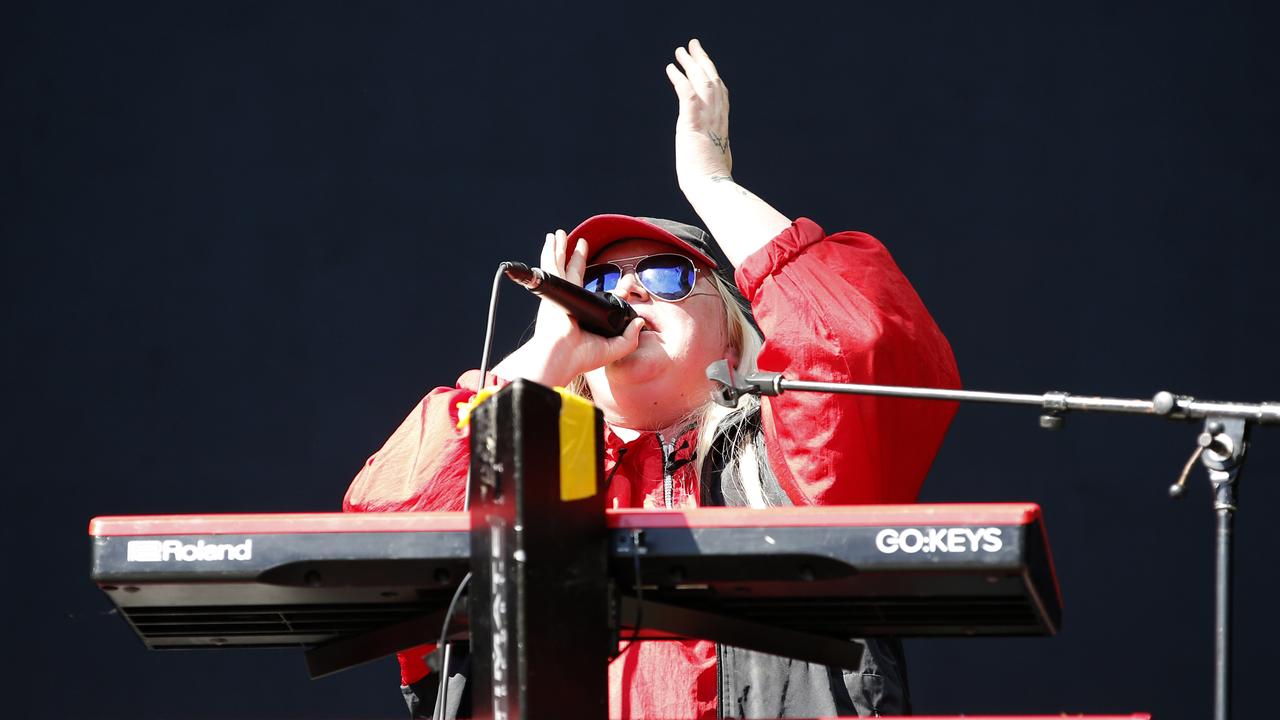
top-left (706, 359), bottom-right (779, 407)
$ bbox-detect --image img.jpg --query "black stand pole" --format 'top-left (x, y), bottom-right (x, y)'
top-left (706, 360), bottom-right (1273, 720)
top-left (1215, 505), bottom-right (1232, 720)
top-left (1193, 417), bottom-right (1249, 720)
top-left (466, 380), bottom-right (611, 720)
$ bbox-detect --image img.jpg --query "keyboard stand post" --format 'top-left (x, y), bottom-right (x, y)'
top-left (466, 380), bottom-right (612, 720)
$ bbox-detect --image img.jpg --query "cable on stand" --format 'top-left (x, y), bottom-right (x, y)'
top-left (433, 264), bottom-right (516, 720)
top-left (706, 359), bottom-right (1279, 720)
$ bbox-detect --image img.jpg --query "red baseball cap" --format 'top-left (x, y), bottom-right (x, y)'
top-left (566, 214), bottom-right (720, 269)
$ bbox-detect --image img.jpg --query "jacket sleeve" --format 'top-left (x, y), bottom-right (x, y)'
top-left (343, 369), bottom-right (499, 514)
top-left (342, 370), bottom-right (500, 688)
top-left (735, 218), bottom-right (960, 506)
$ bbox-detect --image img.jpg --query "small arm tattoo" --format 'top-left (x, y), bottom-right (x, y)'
top-left (708, 130), bottom-right (730, 154)
top-left (709, 174), bottom-right (751, 197)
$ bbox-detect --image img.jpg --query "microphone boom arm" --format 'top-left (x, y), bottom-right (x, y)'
top-left (705, 359), bottom-right (1280, 426)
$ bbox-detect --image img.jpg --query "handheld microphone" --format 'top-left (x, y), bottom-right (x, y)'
top-left (501, 262), bottom-right (638, 337)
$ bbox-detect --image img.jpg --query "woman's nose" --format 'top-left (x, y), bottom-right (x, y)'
top-left (611, 270), bottom-right (650, 301)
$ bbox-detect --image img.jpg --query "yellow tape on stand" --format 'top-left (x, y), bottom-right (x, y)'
top-left (555, 389), bottom-right (597, 501)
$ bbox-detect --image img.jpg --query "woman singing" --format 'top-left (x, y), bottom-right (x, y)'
top-left (345, 39), bottom-right (960, 719)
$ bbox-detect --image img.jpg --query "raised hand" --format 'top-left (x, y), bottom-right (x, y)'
top-left (665, 39), bottom-right (792, 266)
top-left (666, 39), bottom-right (733, 187)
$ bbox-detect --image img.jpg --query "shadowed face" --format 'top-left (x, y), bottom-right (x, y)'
top-left (583, 238), bottom-right (733, 428)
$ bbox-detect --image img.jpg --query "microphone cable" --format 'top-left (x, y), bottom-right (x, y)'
top-left (477, 263), bottom-right (514, 394)
top-left (434, 263), bottom-right (509, 719)
top-left (432, 571), bottom-right (473, 720)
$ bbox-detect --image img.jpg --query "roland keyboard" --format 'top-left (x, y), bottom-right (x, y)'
top-left (91, 503), bottom-right (1061, 656)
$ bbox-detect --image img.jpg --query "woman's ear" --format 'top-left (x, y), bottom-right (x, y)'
top-left (725, 345), bottom-right (741, 371)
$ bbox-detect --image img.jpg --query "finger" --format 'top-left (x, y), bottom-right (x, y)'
top-left (675, 46), bottom-right (718, 107)
top-left (565, 237), bottom-right (588, 284)
top-left (552, 229), bottom-right (568, 275)
top-left (607, 317), bottom-right (645, 354)
top-left (540, 232), bottom-right (556, 271)
top-left (674, 46), bottom-right (710, 88)
top-left (688, 39), bottom-right (720, 82)
top-left (666, 63), bottom-right (696, 102)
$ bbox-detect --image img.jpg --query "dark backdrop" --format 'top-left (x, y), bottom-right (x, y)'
top-left (7, 1), bottom-right (1279, 718)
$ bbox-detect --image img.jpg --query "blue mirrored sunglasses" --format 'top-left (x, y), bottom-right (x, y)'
top-left (582, 253), bottom-right (701, 302)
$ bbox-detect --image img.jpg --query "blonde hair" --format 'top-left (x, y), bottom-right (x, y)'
top-left (566, 273), bottom-right (772, 506)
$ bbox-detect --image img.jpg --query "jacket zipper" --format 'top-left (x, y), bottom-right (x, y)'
top-left (658, 432), bottom-right (675, 508)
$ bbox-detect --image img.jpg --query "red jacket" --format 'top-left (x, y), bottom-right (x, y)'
top-left (344, 218), bottom-right (960, 718)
